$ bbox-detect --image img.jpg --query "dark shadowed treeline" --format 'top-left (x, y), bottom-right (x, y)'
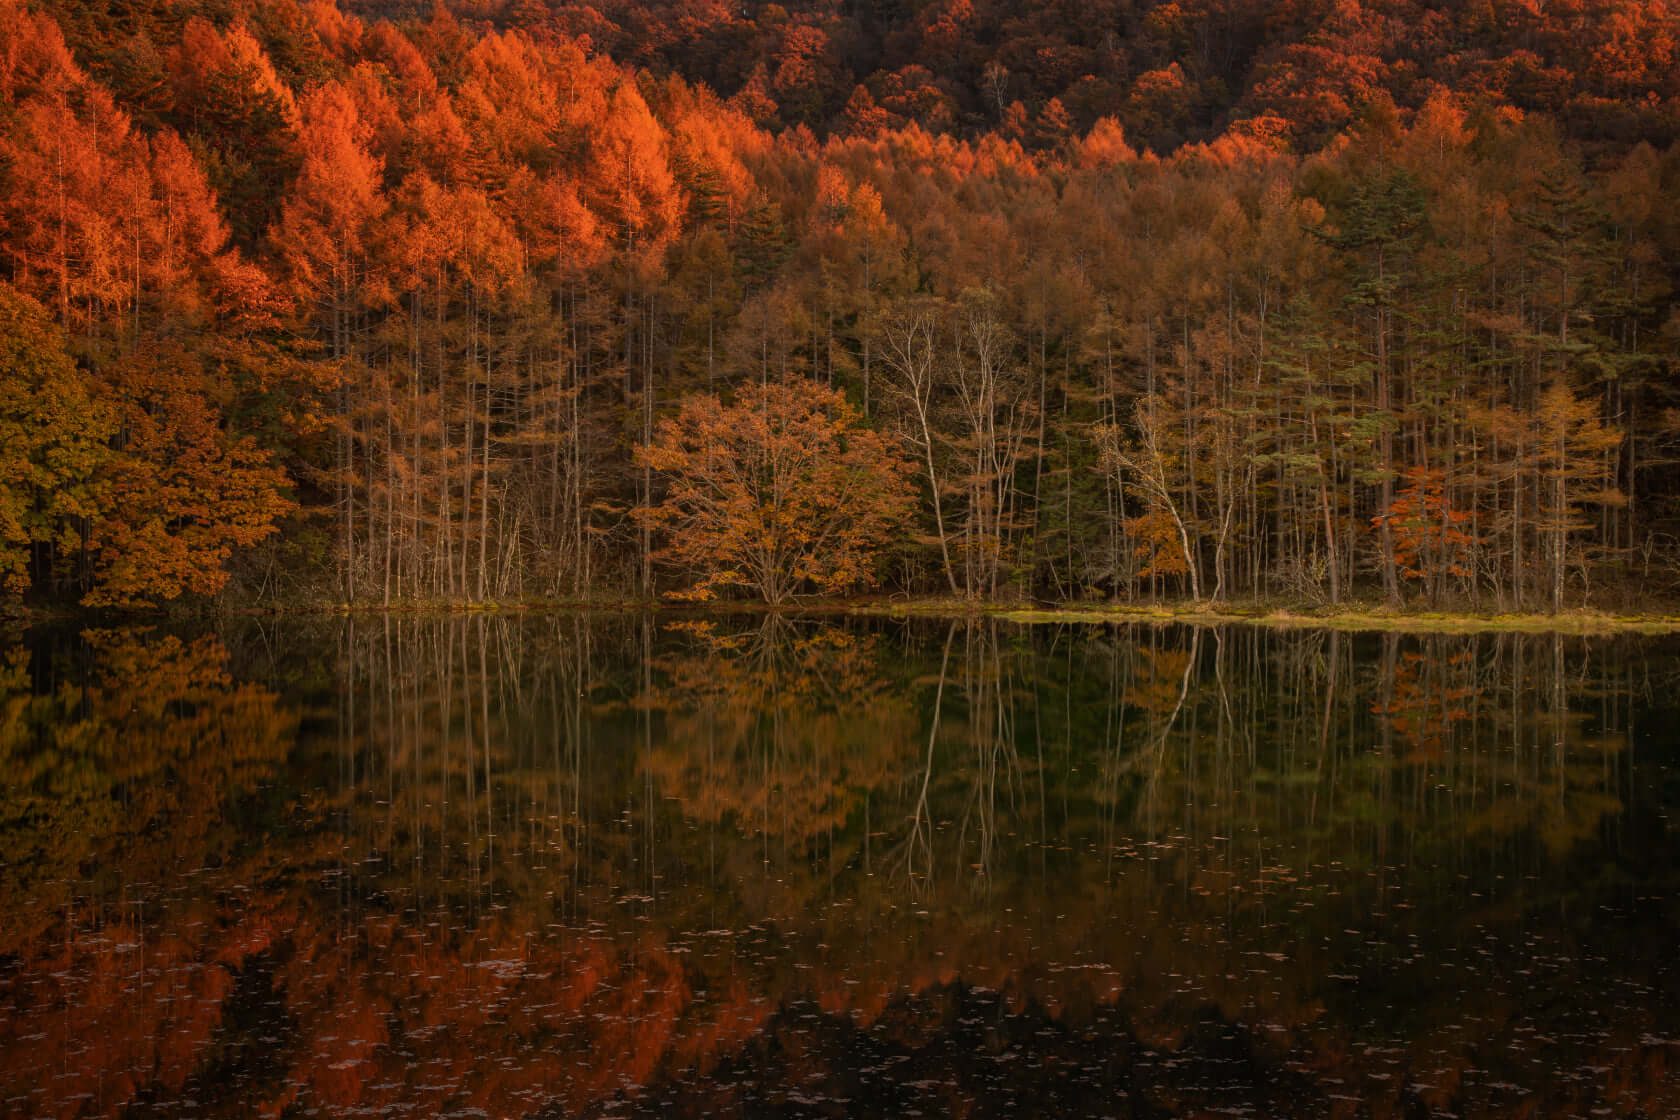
top-left (1, 0), bottom-right (1678, 608)
top-left (396, 0), bottom-right (1680, 158)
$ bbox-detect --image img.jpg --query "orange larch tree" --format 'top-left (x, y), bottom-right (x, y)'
top-left (1371, 466), bottom-right (1477, 606)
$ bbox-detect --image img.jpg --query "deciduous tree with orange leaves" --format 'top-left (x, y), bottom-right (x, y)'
top-left (637, 379), bottom-right (913, 604)
top-left (1372, 466), bottom-right (1477, 606)
top-left (84, 341), bottom-right (293, 607)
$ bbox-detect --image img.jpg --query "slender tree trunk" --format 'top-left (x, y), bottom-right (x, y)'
top-left (1376, 295), bottom-right (1400, 605)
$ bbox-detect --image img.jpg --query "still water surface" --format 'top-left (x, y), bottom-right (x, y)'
top-left (1, 615), bottom-right (1676, 1117)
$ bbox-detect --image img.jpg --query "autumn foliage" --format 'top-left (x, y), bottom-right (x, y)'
top-left (0, 0), bottom-right (1674, 608)
top-left (84, 343), bottom-right (293, 607)
top-left (1372, 466), bottom-right (1477, 598)
top-left (0, 287), bottom-right (110, 593)
top-left (638, 380), bottom-right (913, 603)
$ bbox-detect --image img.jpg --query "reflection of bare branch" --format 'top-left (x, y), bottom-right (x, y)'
top-left (1125, 628), bottom-right (1202, 827)
top-left (955, 620), bottom-right (1022, 892)
top-left (1311, 630), bottom-right (1339, 827)
top-left (893, 621), bottom-right (954, 898)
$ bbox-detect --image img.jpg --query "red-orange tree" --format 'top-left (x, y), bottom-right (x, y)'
top-left (1371, 466), bottom-right (1476, 605)
top-left (637, 380), bottom-right (913, 604)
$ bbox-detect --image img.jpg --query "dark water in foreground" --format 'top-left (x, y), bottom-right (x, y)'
top-left (0, 615), bottom-right (1676, 1118)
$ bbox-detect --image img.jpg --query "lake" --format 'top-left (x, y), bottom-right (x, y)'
top-left (1, 614), bottom-right (1676, 1117)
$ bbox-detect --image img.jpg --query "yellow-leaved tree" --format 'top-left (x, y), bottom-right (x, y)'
top-left (84, 341), bottom-right (293, 607)
top-left (1532, 376), bottom-right (1623, 614)
top-left (0, 284), bottom-right (113, 595)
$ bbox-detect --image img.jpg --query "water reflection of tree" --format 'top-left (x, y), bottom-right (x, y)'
top-left (311, 615), bottom-right (1658, 939)
top-left (890, 618), bottom-right (1032, 895)
top-left (0, 626), bottom-right (297, 1112)
top-left (645, 615), bottom-right (919, 853)
top-left (0, 627), bottom-right (294, 941)
top-left (1074, 627), bottom-right (1645, 870)
top-left (2, 618), bottom-right (1675, 1119)
top-left (318, 613), bottom-right (646, 924)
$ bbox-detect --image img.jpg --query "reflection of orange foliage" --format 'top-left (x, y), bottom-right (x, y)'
top-left (248, 915), bottom-right (748, 1116)
top-left (0, 628), bottom-right (294, 948)
top-left (0, 628), bottom-right (296, 1115)
top-left (1372, 645), bottom-right (1475, 763)
top-left (1123, 643), bottom-right (1194, 716)
top-left (1, 621), bottom-right (1671, 1119)
top-left (645, 620), bottom-right (920, 848)
top-left (0, 895), bottom-right (296, 1118)
top-left (7, 834), bottom-right (1676, 1120)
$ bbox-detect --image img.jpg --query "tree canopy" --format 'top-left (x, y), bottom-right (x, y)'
top-left (638, 379), bottom-right (913, 603)
top-left (0, 0), bottom-right (1676, 609)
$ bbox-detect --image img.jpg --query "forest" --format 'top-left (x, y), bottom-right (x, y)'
top-left (1, 0), bottom-right (1679, 611)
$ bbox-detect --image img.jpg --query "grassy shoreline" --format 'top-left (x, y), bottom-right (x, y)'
top-left (831, 598), bottom-right (1680, 634)
top-left (8, 596), bottom-right (1680, 635)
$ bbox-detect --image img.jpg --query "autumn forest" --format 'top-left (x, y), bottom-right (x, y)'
top-left (4, 0), bottom-right (1680, 611)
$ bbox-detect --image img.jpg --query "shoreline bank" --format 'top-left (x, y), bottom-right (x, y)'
top-left (13, 597), bottom-right (1680, 635)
